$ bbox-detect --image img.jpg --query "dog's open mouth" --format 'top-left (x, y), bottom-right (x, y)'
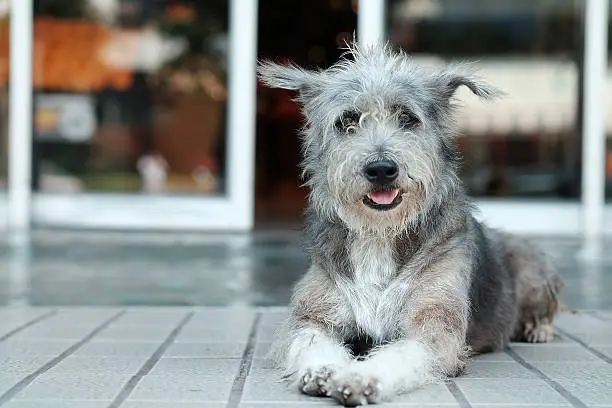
top-left (363, 188), bottom-right (402, 211)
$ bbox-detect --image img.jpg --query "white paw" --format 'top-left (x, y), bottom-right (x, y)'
top-left (299, 366), bottom-right (335, 397)
top-left (524, 321), bottom-right (554, 343)
top-left (328, 371), bottom-right (378, 406)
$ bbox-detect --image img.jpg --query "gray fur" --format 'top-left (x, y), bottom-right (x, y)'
top-left (258, 42), bottom-right (561, 406)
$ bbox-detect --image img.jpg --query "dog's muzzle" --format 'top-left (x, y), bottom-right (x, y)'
top-left (362, 160), bottom-right (403, 211)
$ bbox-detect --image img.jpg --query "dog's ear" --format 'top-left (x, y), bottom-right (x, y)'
top-left (257, 60), bottom-right (321, 94)
top-left (435, 63), bottom-right (503, 101)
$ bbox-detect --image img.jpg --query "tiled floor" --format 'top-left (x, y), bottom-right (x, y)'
top-left (0, 230), bottom-right (611, 407)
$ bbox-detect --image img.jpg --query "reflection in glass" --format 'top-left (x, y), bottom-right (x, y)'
top-left (30, 0), bottom-right (228, 195)
top-left (389, 0), bottom-right (585, 198)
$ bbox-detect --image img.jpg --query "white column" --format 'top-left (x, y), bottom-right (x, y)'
top-left (227, 0), bottom-right (258, 230)
top-left (8, 0), bottom-right (34, 231)
top-left (358, 0), bottom-right (386, 46)
top-left (581, 0), bottom-right (609, 239)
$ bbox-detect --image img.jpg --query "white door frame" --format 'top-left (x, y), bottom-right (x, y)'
top-left (7, 0), bottom-right (258, 232)
top-left (357, 0), bottom-right (611, 236)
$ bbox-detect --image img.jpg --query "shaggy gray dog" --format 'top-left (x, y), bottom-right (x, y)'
top-left (258, 42), bottom-right (562, 406)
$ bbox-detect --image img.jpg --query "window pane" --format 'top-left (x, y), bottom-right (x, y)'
top-left (32, 0), bottom-right (228, 195)
top-left (389, 0), bottom-right (583, 198)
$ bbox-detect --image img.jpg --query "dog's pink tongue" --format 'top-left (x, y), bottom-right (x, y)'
top-left (367, 189), bottom-right (399, 205)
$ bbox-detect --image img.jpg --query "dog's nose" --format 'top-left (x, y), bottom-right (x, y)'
top-left (364, 160), bottom-right (399, 185)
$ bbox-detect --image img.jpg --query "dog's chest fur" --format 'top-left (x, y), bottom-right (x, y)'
top-left (338, 234), bottom-right (402, 342)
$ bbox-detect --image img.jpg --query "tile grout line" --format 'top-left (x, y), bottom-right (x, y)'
top-left (107, 311), bottom-right (194, 408)
top-left (0, 309), bottom-right (126, 406)
top-left (445, 380), bottom-right (472, 408)
top-left (0, 310), bottom-right (57, 342)
top-left (505, 347), bottom-right (588, 408)
top-left (225, 312), bottom-right (262, 408)
top-left (554, 326), bottom-right (612, 365)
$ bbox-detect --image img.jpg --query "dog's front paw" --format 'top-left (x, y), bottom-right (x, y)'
top-left (328, 372), bottom-right (378, 406)
top-left (299, 366), bottom-right (335, 397)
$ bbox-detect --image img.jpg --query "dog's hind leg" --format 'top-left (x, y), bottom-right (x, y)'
top-left (498, 233), bottom-right (563, 343)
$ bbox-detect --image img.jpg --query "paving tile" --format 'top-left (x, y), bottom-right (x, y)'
top-left (256, 325), bottom-right (280, 342)
top-left (188, 311), bottom-right (255, 328)
top-left (149, 358), bottom-right (241, 376)
top-left (594, 345), bottom-right (612, 358)
top-left (454, 379), bottom-right (569, 405)
top-left (393, 383), bottom-right (458, 405)
top-left (239, 404), bottom-right (353, 408)
top-left (164, 342), bottom-right (246, 358)
top-left (175, 327), bottom-right (252, 343)
top-left (115, 310), bottom-right (190, 326)
top-left (259, 311), bottom-right (288, 326)
top-left (462, 361), bottom-right (537, 379)
top-left (0, 373), bottom-right (27, 395)
top-left (531, 362), bottom-right (612, 383)
top-left (470, 351), bottom-right (513, 362)
top-left (3, 401), bottom-right (110, 408)
top-left (14, 373), bottom-right (131, 400)
top-left (241, 376), bottom-right (325, 403)
top-left (1, 356), bottom-right (55, 375)
top-left (510, 344), bottom-right (601, 362)
top-left (93, 326), bottom-right (174, 341)
top-left (124, 403), bottom-right (225, 408)
top-left (127, 375), bottom-right (233, 402)
top-left (72, 341), bottom-right (160, 357)
top-left (253, 342), bottom-right (273, 359)
top-left (48, 356), bottom-right (147, 374)
top-left (556, 379), bottom-right (612, 406)
top-left (9, 325), bottom-right (98, 341)
top-left (0, 340), bottom-right (74, 357)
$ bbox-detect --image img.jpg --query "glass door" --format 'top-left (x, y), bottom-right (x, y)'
top-left (17, 0), bottom-right (257, 230)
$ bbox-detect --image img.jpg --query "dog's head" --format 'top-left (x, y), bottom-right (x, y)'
top-left (258, 42), bottom-right (499, 234)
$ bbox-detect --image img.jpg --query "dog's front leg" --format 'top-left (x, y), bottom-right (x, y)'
top-left (328, 264), bottom-right (470, 406)
top-left (281, 324), bottom-right (353, 397)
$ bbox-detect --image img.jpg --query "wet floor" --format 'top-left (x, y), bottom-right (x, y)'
top-left (0, 229), bottom-right (610, 309)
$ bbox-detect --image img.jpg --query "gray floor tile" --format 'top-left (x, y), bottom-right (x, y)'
top-left (115, 310), bottom-right (190, 327)
top-left (393, 383), bottom-right (458, 405)
top-left (470, 351), bottom-right (513, 362)
top-left (93, 326), bottom-right (175, 341)
top-left (0, 373), bottom-right (27, 395)
top-left (594, 345), bottom-right (612, 358)
top-left (48, 356), bottom-right (147, 374)
top-left (149, 358), bottom-right (241, 376)
top-left (174, 327), bottom-right (252, 343)
top-left (2, 401), bottom-right (110, 408)
top-left (532, 362), bottom-right (612, 383)
top-left (1, 356), bottom-right (56, 375)
top-left (556, 380), bottom-right (612, 406)
top-left (253, 342), bottom-right (272, 359)
top-left (124, 403), bottom-right (225, 408)
top-left (259, 311), bottom-right (288, 326)
top-left (454, 379), bottom-right (569, 405)
top-left (239, 404), bottom-right (333, 408)
top-left (9, 325), bottom-right (99, 341)
top-left (72, 341), bottom-right (160, 357)
top-left (256, 325), bottom-right (280, 342)
top-left (510, 344), bottom-right (601, 362)
top-left (241, 376), bottom-right (323, 403)
top-left (14, 373), bottom-right (131, 400)
top-left (462, 361), bottom-right (537, 379)
top-left (164, 342), bottom-right (247, 358)
top-left (127, 375), bottom-right (233, 402)
top-left (0, 340), bottom-right (74, 357)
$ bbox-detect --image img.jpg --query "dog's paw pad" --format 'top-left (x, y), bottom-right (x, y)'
top-left (328, 374), bottom-right (377, 406)
top-left (299, 366), bottom-right (334, 397)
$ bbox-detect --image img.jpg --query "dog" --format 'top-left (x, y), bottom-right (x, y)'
top-left (257, 42), bottom-right (562, 406)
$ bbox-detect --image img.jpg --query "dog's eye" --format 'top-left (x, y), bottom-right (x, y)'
top-left (334, 110), bottom-right (361, 134)
top-left (396, 107), bottom-right (420, 129)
